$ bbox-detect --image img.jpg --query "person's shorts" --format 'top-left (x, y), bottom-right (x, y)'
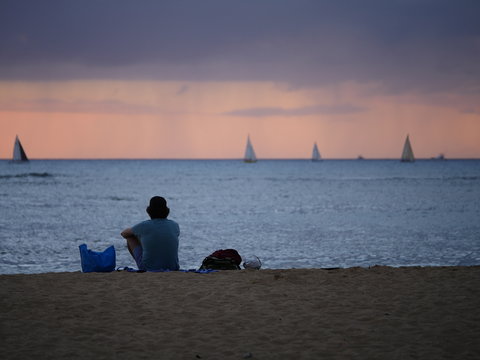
top-left (133, 246), bottom-right (145, 270)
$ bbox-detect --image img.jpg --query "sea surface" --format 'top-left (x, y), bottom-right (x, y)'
top-left (1, 159), bottom-right (479, 274)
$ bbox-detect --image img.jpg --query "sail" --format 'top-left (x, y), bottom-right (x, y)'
top-left (401, 135), bottom-right (415, 162)
top-left (12, 135), bottom-right (29, 162)
top-left (311, 142), bottom-right (321, 161)
top-left (244, 135), bottom-right (257, 163)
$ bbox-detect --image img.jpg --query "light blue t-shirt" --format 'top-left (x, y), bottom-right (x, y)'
top-left (132, 218), bottom-right (180, 271)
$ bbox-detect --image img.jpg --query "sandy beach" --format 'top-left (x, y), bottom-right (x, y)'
top-left (1, 266), bottom-right (479, 360)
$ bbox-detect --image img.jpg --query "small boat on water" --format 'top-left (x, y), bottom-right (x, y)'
top-left (311, 142), bottom-right (321, 161)
top-left (12, 135), bottom-right (29, 162)
top-left (400, 135), bottom-right (415, 162)
top-left (432, 153), bottom-right (446, 160)
top-left (244, 135), bottom-right (257, 163)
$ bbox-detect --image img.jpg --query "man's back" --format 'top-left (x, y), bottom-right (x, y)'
top-left (132, 218), bottom-right (180, 271)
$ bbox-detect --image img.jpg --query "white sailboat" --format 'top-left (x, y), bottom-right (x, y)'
top-left (400, 135), bottom-right (415, 162)
top-left (244, 135), bottom-right (257, 163)
top-left (311, 142), bottom-right (321, 161)
top-left (12, 135), bottom-right (29, 162)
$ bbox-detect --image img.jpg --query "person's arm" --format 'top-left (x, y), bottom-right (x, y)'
top-left (121, 227), bottom-right (141, 257)
top-left (121, 228), bottom-right (135, 239)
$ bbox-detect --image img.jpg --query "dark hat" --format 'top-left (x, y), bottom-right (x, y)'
top-left (147, 196), bottom-right (170, 219)
top-left (148, 196), bottom-right (168, 211)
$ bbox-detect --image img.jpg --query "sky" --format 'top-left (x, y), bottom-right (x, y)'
top-left (1, 0), bottom-right (479, 159)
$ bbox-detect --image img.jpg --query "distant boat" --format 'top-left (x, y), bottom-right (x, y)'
top-left (244, 135), bottom-right (257, 163)
top-left (357, 155), bottom-right (364, 160)
top-left (432, 153), bottom-right (446, 160)
top-left (400, 135), bottom-right (415, 162)
top-left (12, 135), bottom-right (29, 162)
top-left (311, 142), bottom-right (321, 161)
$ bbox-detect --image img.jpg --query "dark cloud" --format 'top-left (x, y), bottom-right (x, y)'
top-left (225, 104), bottom-right (367, 117)
top-left (460, 108), bottom-right (479, 114)
top-left (0, 0), bottom-right (479, 93)
top-left (176, 84), bottom-right (189, 96)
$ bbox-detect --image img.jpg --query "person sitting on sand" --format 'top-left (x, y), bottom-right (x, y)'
top-left (121, 196), bottom-right (180, 271)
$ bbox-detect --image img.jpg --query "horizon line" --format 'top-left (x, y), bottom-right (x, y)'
top-left (2, 157), bottom-right (479, 161)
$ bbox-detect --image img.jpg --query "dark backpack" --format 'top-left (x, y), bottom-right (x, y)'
top-left (199, 249), bottom-right (242, 270)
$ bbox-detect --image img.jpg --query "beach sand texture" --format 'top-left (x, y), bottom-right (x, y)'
top-left (1, 266), bottom-right (479, 360)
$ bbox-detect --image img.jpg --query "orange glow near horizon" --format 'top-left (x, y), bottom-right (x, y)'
top-left (1, 80), bottom-right (479, 159)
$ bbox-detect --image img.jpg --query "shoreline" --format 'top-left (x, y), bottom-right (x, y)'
top-left (2, 266), bottom-right (480, 359)
top-left (2, 263), bottom-right (479, 276)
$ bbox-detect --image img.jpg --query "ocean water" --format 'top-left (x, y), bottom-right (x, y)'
top-left (0, 159), bottom-right (479, 274)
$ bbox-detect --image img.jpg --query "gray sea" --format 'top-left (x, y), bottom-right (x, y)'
top-left (1, 159), bottom-right (479, 274)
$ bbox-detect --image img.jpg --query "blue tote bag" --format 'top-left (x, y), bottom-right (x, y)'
top-left (79, 244), bottom-right (116, 272)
